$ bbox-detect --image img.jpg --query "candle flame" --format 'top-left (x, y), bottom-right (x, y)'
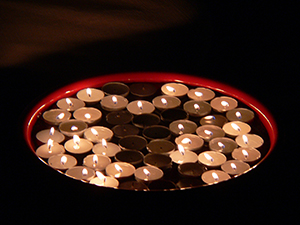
top-left (242, 149), bottom-right (249, 159)
top-left (82, 168), bottom-right (88, 176)
top-left (56, 113), bottom-right (65, 120)
top-left (231, 123), bottom-right (241, 132)
top-left (230, 163), bottom-right (237, 170)
top-left (195, 91), bottom-right (203, 97)
top-left (86, 88), bottom-right (92, 97)
top-left (115, 164), bottom-right (123, 173)
top-left (112, 96), bottom-right (118, 104)
top-left (143, 168), bottom-right (151, 181)
top-left (92, 154), bottom-right (98, 165)
top-left (61, 155), bottom-right (68, 165)
top-left (47, 139), bottom-right (54, 153)
top-left (194, 103), bottom-right (200, 111)
top-left (221, 101), bottom-right (229, 108)
top-left (178, 124), bottom-right (184, 131)
top-left (91, 128), bottom-right (99, 136)
top-left (73, 135), bottom-right (80, 149)
top-left (49, 127), bottom-right (55, 136)
top-left (71, 126), bottom-right (78, 131)
top-left (204, 129), bottom-right (213, 136)
top-left (84, 113), bottom-right (91, 119)
top-left (166, 86), bottom-right (175, 93)
top-left (96, 171), bottom-right (106, 183)
top-left (181, 138), bottom-right (192, 144)
top-left (204, 115), bottom-right (215, 120)
top-left (161, 98), bottom-right (168, 105)
top-left (66, 98), bottom-right (73, 107)
top-left (212, 172), bottom-right (219, 181)
top-left (101, 139), bottom-right (107, 148)
top-left (204, 153), bottom-right (214, 162)
top-left (178, 144), bottom-right (185, 156)
top-left (218, 142), bottom-right (225, 149)
top-left (242, 134), bottom-right (249, 144)
top-left (137, 101), bottom-right (143, 110)
top-left (235, 111), bottom-right (242, 119)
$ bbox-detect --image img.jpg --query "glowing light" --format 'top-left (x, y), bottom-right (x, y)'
top-left (96, 171), bottom-right (106, 183)
top-left (231, 123), bottom-right (241, 132)
top-left (114, 164), bottom-right (123, 178)
top-left (221, 101), bottom-right (229, 108)
top-left (112, 96), bottom-right (118, 104)
top-left (71, 126), bottom-right (78, 131)
top-left (91, 128), bottom-right (99, 136)
top-left (181, 138), bottom-right (192, 144)
top-left (204, 153), bottom-right (214, 162)
top-left (204, 130), bottom-right (213, 136)
top-left (195, 91), bottom-right (203, 97)
top-left (92, 155), bottom-right (98, 166)
top-left (101, 139), bottom-right (107, 148)
top-left (143, 168), bottom-right (151, 181)
top-left (235, 111), bottom-right (242, 119)
top-left (161, 98), bottom-right (168, 105)
top-left (242, 135), bottom-right (249, 144)
top-left (204, 115), bottom-right (215, 120)
top-left (82, 168), bottom-right (88, 176)
top-left (56, 113), bottom-right (65, 120)
top-left (61, 155), bottom-right (68, 165)
top-left (66, 98), bottom-right (73, 107)
top-left (73, 135), bottom-right (80, 149)
top-left (194, 103), bottom-right (200, 111)
top-left (49, 127), bottom-right (55, 136)
top-left (166, 86), bottom-right (176, 93)
top-left (137, 101), bottom-right (143, 110)
top-left (212, 172), bottom-right (219, 181)
top-left (242, 149), bottom-right (249, 159)
top-left (84, 113), bottom-right (91, 119)
top-left (231, 163), bottom-right (237, 170)
top-left (86, 88), bottom-right (92, 97)
top-left (47, 139), bottom-right (54, 153)
top-left (178, 144), bottom-right (185, 156)
top-left (218, 142), bottom-right (225, 149)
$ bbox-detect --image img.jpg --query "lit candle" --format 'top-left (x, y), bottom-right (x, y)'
top-left (222, 121), bottom-right (251, 137)
top-left (105, 162), bottom-right (135, 179)
top-left (65, 166), bottom-right (95, 181)
top-left (42, 109), bottom-right (71, 125)
top-left (226, 108), bottom-right (255, 123)
top-left (231, 147), bottom-right (261, 163)
top-left (210, 96), bottom-right (238, 112)
top-left (196, 125), bottom-right (225, 142)
top-left (90, 171), bottom-right (119, 188)
top-left (201, 170), bottom-right (230, 185)
top-left (146, 139), bottom-right (175, 155)
top-left (169, 144), bottom-right (198, 164)
top-left (161, 83), bottom-right (189, 97)
top-left (102, 82), bottom-right (130, 97)
top-left (36, 127), bottom-right (65, 143)
top-left (175, 134), bottom-right (204, 152)
top-left (100, 95), bottom-right (128, 111)
top-left (56, 97), bottom-right (85, 112)
top-left (169, 120), bottom-right (197, 136)
top-left (187, 87), bottom-right (215, 101)
top-left (200, 114), bottom-right (228, 127)
top-left (209, 137), bottom-right (238, 155)
top-left (198, 151), bottom-right (227, 168)
top-left (221, 160), bottom-right (250, 176)
top-left (152, 95), bottom-right (181, 110)
top-left (59, 119), bottom-right (88, 137)
top-left (92, 139), bottom-right (121, 157)
top-left (114, 150), bottom-right (144, 166)
top-left (134, 166), bottom-right (164, 182)
top-left (76, 88), bottom-right (105, 104)
top-left (83, 126), bottom-right (113, 143)
top-left (126, 100), bottom-right (155, 115)
top-left (83, 154), bottom-right (111, 171)
top-left (48, 154), bottom-right (77, 170)
top-left (235, 134), bottom-right (264, 148)
top-left (142, 125), bottom-right (171, 140)
top-left (64, 135), bottom-right (93, 154)
top-left (36, 139), bottom-right (65, 158)
top-left (73, 107), bottom-right (102, 124)
top-left (183, 100), bottom-right (211, 117)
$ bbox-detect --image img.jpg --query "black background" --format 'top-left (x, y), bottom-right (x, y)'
top-left (1, 1), bottom-right (296, 223)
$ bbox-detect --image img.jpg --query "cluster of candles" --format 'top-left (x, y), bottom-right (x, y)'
top-left (33, 81), bottom-right (266, 191)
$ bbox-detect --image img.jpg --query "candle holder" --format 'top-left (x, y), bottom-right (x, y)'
top-left (24, 72), bottom-right (277, 191)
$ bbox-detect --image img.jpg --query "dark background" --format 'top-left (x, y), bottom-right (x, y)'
top-left (1, 1), bottom-right (296, 223)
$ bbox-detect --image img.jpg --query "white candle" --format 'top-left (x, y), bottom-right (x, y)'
top-left (222, 121), bottom-right (251, 137)
top-left (231, 147), bottom-right (261, 162)
top-left (65, 166), bottom-right (95, 181)
top-left (36, 128), bottom-right (65, 143)
top-left (100, 95), bottom-right (128, 111)
top-left (152, 95), bottom-right (181, 110)
top-left (209, 137), bottom-right (238, 154)
top-left (83, 154), bottom-right (111, 171)
top-left (48, 154), bottom-right (77, 170)
top-left (76, 88), bottom-right (105, 104)
top-left (235, 134), bottom-right (264, 148)
top-left (196, 125), bottom-right (225, 142)
top-left (126, 100), bottom-right (155, 115)
top-left (90, 171), bottom-right (119, 188)
top-left (187, 87), bottom-right (215, 101)
top-left (183, 100), bottom-right (212, 117)
top-left (161, 83), bottom-right (189, 97)
top-left (36, 139), bottom-right (65, 158)
top-left (210, 96), bottom-right (238, 112)
top-left (169, 120), bottom-right (197, 136)
top-left (226, 108), bottom-right (255, 122)
top-left (170, 145), bottom-right (198, 164)
top-left (58, 119), bottom-right (88, 137)
top-left (73, 107), bottom-right (102, 124)
top-left (134, 166), bottom-right (164, 182)
top-left (201, 170), bottom-right (230, 184)
top-left (43, 109), bottom-right (71, 125)
top-left (105, 162), bottom-right (136, 179)
top-left (175, 134), bottom-right (204, 152)
top-left (84, 126), bottom-right (114, 143)
top-left (56, 97), bottom-right (85, 112)
top-left (198, 151), bottom-right (227, 168)
top-left (64, 135), bottom-right (93, 154)
top-left (221, 160), bottom-right (250, 175)
top-left (92, 139), bottom-right (121, 157)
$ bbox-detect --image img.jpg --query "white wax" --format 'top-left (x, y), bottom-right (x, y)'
top-left (198, 151), bottom-right (227, 167)
top-left (59, 119), bottom-right (88, 137)
top-left (92, 142), bottom-right (121, 157)
top-left (175, 134), bottom-right (204, 152)
top-left (231, 147), bottom-right (261, 162)
top-left (83, 154), bottom-right (111, 171)
top-left (43, 109), bottom-right (71, 125)
top-left (183, 100), bottom-right (211, 117)
top-left (196, 125), bottom-right (225, 142)
top-left (76, 88), bottom-right (105, 103)
top-left (64, 138), bottom-right (93, 154)
top-left (209, 137), bottom-right (238, 154)
top-left (36, 142), bottom-right (65, 158)
top-left (126, 100), bottom-right (155, 115)
top-left (36, 128), bottom-right (65, 143)
top-left (90, 176), bottom-right (119, 188)
top-left (187, 87), bottom-right (215, 101)
top-left (201, 170), bottom-right (230, 184)
top-left (169, 119), bottom-right (197, 136)
top-left (210, 96), bottom-right (238, 112)
top-left (222, 121), bottom-right (251, 137)
top-left (235, 134), bottom-right (264, 148)
top-left (73, 107), bottom-right (102, 124)
top-left (170, 150), bottom-right (198, 164)
top-left (152, 95), bottom-right (181, 110)
top-left (56, 97), bottom-right (85, 112)
top-left (100, 95), bottom-right (128, 111)
top-left (65, 166), bottom-right (95, 181)
top-left (105, 162), bottom-right (136, 179)
top-left (161, 83), bottom-right (189, 97)
top-left (221, 160), bottom-right (250, 175)
top-left (48, 154), bottom-right (77, 170)
top-left (84, 126), bottom-right (113, 143)
top-left (134, 166), bottom-right (164, 182)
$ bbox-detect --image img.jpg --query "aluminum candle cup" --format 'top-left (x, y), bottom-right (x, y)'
top-left (210, 96), bottom-right (238, 113)
top-left (169, 119), bottom-right (197, 136)
top-left (48, 154), bottom-right (77, 170)
top-left (114, 150), bottom-right (144, 166)
top-left (56, 97), bottom-right (85, 112)
top-left (84, 126), bottom-right (113, 143)
top-left (175, 134), bottom-right (204, 152)
top-left (231, 147), bottom-right (261, 163)
top-left (198, 151), bottom-right (227, 168)
top-left (83, 154), bottom-right (111, 171)
top-left (59, 119), bottom-right (88, 137)
top-left (112, 124), bottom-right (140, 138)
top-left (221, 160), bottom-right (250, 176)
top-left (105, 162), bottom-right (135, 179)
top-left (200, 115), bottom-right (228, 127)
top-left (134, 166), bottom-right (164, 182)
top-left (129, 83), bottom-right (157, 98)
top-left (65, 166), bottom-right (95, 181)
top-left (226, 108), bottom-right (255, 123)
top-left (76, 88), bottom-right (105, 104)
top-left (170, 149), bottom-right (198, 164)
top-left (92, 141), bottom-right (121, 157)
top-left (178, 163), bottom-right (207, 178)
top-left (187, 87), bottom-right (215, 101)
top-left (36, 142), bottom-right (65, 159)
top-left (146, 139), bottom-right (175, 155)
top-left (209, 137), bottom-right (238, 155)
top-left (73, 107), bottom-right (102, 124)
top-left (222, 121), bottom-right (251, 137)
top-left (90, 173), bottom-right (119, 188)
top-left (43, 109), bottom-right (71, 125)
top-left (36, 128), bottom-right (65, 143)
top-left (144, 153), bottom-right (172, 170)
top-left (183, 100), bottom-right (211, 117)
top-left (106, 110), bottom-right (133, 125)
top-left (64, 137), bottom-right (93, 154)
top-left (196, 125), bottom-right (225, 142)
top-left (132, 113), bottom-right (161, 128)
top-left (102, 82), bottom-right (130, 96)
top-left (161, 83), bottom-right (189, 97)
top-left (100, 95), bottom-right (128, 111)
top-left (201, 170), bottom-right (231, 184)
top-left (235, 134), bottom-right (264, 148)
top-left (160, 108), bottom-right (189, 124)
top-left (143, 125), bottom-right (171, 140)
top-left (126, 100), bottom-right (155, 115)
top-left (152, 95), bottom-right (181, 110)
top-left (119, 135), bottom-right (147, 152)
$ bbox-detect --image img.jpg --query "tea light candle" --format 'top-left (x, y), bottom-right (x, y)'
top-left (134, 166), bottom-right (164, 182)
top-left (126, 100), bottom-right (155, 115)
top-left (200, 115), bottom-right (228, 127)
top-left (36, 139), bottom-right (65, 158)
top-left (152, 95), bottom-right (181, 110)
top-left (114, 150), bottom-right (144, 166)
top-left (169, 119), bottom-right (197, 136)
top-left (84, 126), bottom-right (113, 143)
top-left (231, 147), bottom-right (261, 163)
top-left (222, 121), bottom-right (251, 137)
top-left (83, 154), bottom-right (111, 171)
top-left (73, 107), bottom-right (102, 124)
top-left (161, 83), bottom-right (189, 97)
top-left (102, 82), bottom-right (130, 97)
top-left (76, 88), bottom-right (105, 104)
top-left (198, 151), bottom-right (227, 168)
top-left (105, 162), bottom-right (136, 179)
top-left (144, 153), bottom-right (172, 170)
top-left (92, 139), bottom-right (121, 157)
top-left (118, 181), bottom-right (149, 191)
top-left (160, 108), bottom-right (188, 124)
top-left (143, 125), bottom-right (171, 140)
top-left (175, 134), bottom-right (204, 152)
top-left (100, 95), bottom-right (128, 111)
top-left (64, 135), bottom-right (93, 154)
top-left (146, 139), bottom-right (175, 155)
top-left (201, 170), bottom-right (230, 184)
top-left (187, 87), bottom-right (215, 101)
top-left (209, 137), bottom-right (238, 155)
top-left (106, 110), bottom-right (133, 125)
top-left (56, 97), bottom-right (85, 112)
top-left (235, 134), bottom-right (264, 148)
top-left (119, 135), bottom-right (147, 151)
top-left (132, 113), bottom-right (161, 128)
top-left (130, 83), bottom-right (157, 98)
top-left (65, 166), bottom-right (95, 181)
top-left (112, 124), bottom-right (140, 138)
top-left (90, 171), bottom-right (119, 188)
top-left (170, 145), bottom-right (198, 164)
top-left (221, 160), bottom-right (250, 176)
top-left (210, 96), bottom-right (238, 112)
top-left (183, 100), bottom-right (211, 117)
top-left (48, 154), bottom-right (77, 170)
top-left (43, 109), bottom-right (71, 125)
top-left (36, 127), bottom-right (65, 143)
top-left (59, 119), bottom-right (88, 137)
top-left (178, 163), bottom-right (207, 178)
top-left (196, 125), bottom-right (225, 142)
top-left (226, 108), bottom-right (255, 123)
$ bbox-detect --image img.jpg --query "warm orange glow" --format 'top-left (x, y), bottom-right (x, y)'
top-left (178, 124), bottom-right (184, 131)
top-left (230, 163), bottom-right (237, 170)
top-left (56, 113), bottom-right (65, 120)
top-left (86, 88), bottom-right (92, 97)
top-left (204, 129), bottom-right (213, 136)
top-left (49, 127), bottom-right (55, 136)
top-left (143, 168), bottom-right (151, 181)
top-left (101, 139), bottom-right (107, 148)
top-left (137, 101), bottom-right (143, 110)
top-left (178, 144), bottom-right (185, 156)
top-left (73, 135), bottom-right (80, 149)
top-left (242, 134), bottom-right (249, 144)
top-left (84, 113), bottom-right (91, 119)
top-left (204, 153), bottom-right (214, 162)
top-left (47, 139), bottom-right (54, 153)
top-left (195, 91), bottom-right (203, 97)
top-left (66, 98), bottom-right (73, 106)
top-left (82, 168), bottom-right (88, 176)
top-left (91, 128), bottom-right (99, 136)
top-left (235, 111), bottom-right (242, 119)
top-left (218, 142), bottom-right (225, 149)
top-left (166, 86), bottom-right (175, 93)
top-left (212, 172), bottom-right (219, 181)
top-left (194, 103), bottom-right (200, 111)
top-left (221, 100), bottom-right (229, 107)
top-left (92, 155), bottom-right (98, 165)
top-left (112, 96), bottom-right (118, 104)
top-left (231, 123), bottom-right (241, 132)
top-left (71, 126), bottom-right (78, 131)
top-left (161, 98), bottom-right (167, 105)
top-left (115, 164), bottom-right (123, 173)
top-left (242, 149), bottom-right (249, 159)
top-left (181, 138), bottom-right (192, 144)
top-left (61, 155), bottom-right (68, 165)
top-left (96, 171), bottom-right (106, 183)
top-left (204, 115), bottom-right (215, 120)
